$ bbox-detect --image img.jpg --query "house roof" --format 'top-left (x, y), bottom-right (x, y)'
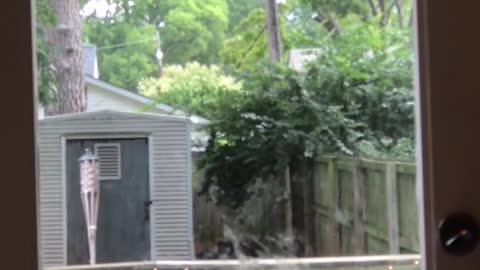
top-left (288, 48), bottom-right (321, 71)
top-left (85, 76), bottom-right (210, 125)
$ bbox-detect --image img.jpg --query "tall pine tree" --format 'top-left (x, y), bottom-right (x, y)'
top-left (45, 0), bottom-right (85, 115)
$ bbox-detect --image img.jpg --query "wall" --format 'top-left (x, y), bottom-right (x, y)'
top-left (86, 85), bottom-right (147, 113)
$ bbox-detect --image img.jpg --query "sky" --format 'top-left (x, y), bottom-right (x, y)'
top-left (82, 0), bottom-right (287, 17)
top-left (81, 0), bottom-right (116, 17)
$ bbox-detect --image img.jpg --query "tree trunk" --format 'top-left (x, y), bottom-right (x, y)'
top-left (264, 0), bottom-right (282, 62)
top-left (45, 0), bottom-right (85, 115)
top-left (393, 0), bottom-right (404, 28)
top-left (367, 0), bottom-right (378, 17)
top-left (408, 6), bottom-right (414, 28)
top-left (122, 0), bottom-right (131, 23)
top-left (313, 8), bottom-right (342, 36)
top-left (378, 0), bottom-right (388, 27)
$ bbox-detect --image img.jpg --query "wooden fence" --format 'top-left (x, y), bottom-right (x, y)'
top-left (312, 156), bottom-right (418, 256)
top-left (192, 154), bottom-right (419, 257)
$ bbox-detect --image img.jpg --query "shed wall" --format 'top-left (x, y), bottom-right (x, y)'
top-left (38, 113), bottom-right (193, 266)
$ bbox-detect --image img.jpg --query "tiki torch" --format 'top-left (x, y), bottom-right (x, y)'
top-left (79, 149), bottom-right (100, 265)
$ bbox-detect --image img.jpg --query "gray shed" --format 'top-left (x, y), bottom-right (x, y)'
top-left (38, 110), bottom-right (194, 266)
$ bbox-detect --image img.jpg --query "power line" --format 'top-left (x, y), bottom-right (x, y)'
top-left (96, 38), bottom-right (156, 51)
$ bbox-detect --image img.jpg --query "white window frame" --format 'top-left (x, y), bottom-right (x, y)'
top-left (6, 0), bottom-right (478, 270)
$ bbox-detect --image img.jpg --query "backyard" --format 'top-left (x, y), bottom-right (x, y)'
top-left (35, 0), bottom-right (419, 268)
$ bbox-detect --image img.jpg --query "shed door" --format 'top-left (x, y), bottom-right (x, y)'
top-left (66, 138), bottom-right (150, 264)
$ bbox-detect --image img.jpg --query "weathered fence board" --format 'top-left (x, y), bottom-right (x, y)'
top-left (313, 156), bottom-right (418, 257)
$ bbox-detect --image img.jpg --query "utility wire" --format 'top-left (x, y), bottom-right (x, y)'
top-left (97, 38), bottom-right (156, 51)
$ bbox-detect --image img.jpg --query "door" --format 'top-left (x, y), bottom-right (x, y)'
top-left (66, 138), bottom-right (150, 264)
top-left (416, 1), bottom-right (480, 269)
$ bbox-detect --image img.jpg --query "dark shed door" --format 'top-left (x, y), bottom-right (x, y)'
top-left (66, 138), bottom-right (150, 264)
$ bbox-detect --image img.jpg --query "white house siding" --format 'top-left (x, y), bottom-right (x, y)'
top-left (38, 111), bottom-right (194, 266)
top-left (37, 85), bottom-right (144, 118)
top-left (86, 85), bottom-right (150, 113)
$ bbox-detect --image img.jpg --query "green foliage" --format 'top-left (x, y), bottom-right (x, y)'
top-left (83, 0), bottom-right (229, 89)
top-left (282, 0), bottom-right (327, 47)
top-left (303, 0), bottom-right (413, 30)
top-left (226, 0), bottom-right (263, 33)
top-left (219, 8), bottom-right (269, 70)
top-left (357, 137), bottom-right (414, 161)
top-left (305, 0), bottom-right (370, 18)
top-left (200, 22), bottom-right (414, 208)
top-left (303, 19), bottom-right (415, 146)
top-left (220, 0), bottom-right (327, 71)
top-left (139, 62), bottom-right (242, 119)
top-left (83, 20), bottom-right (158, 90)
top-left (159, 0), bottom-right (229, 65)
top-left (35, 0), bottom-right (57, 105)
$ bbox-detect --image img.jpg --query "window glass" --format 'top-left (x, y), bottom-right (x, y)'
top-left (34, 0), bottom-right (419, 268)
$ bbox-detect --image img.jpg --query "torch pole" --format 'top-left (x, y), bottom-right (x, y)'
top-left (79, 149), bottom-right (100, 265)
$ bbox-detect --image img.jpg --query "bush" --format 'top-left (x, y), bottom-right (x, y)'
top-left (199, 22), bottom-right (415, 208)
top-left (139, 62), bottom-right (242, 119)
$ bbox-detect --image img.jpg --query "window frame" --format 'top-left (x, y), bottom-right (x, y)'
top-left (0, 1), bottom-right (39, 270)
top-left (4, 0), bottom-right (469, 269)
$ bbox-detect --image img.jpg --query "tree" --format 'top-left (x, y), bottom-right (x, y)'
top-left (45, 0), bottom-right (86, 114)
top-left (264, 0), bottom-right (282, 62)
top-left (281, 0), bottom-right (327, 47)
top-left (35, 0), bottom-right (57, 106)
top-left (82, 0), bottom-right (229, 89)
top-left (220, 1), bottom-right (325, 71)
top-left (159, 0), bottom-right (229, 65)
top-left (220, 7), bottom-right (302, 71)
top-left (139, 62), bottom-right (242, 119)
top-left (302, 0), bottom-right (412, 32)
top-left (104, 0), bottom-right (229, 65)
top-left (226, 0), bottom-right (263, 34)
top-left (83, 20), bottom-right (158, 90)
top-left (200, 21), bottom-right (414, 208)
top-left (220, 9), bottom-right (269, 71)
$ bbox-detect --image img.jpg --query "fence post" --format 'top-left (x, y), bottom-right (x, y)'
top-left (353, 159), bottom-right (367, 254)
top-left (386, 163), bottom-right (400, 254)
top-left (302, 159), bottom-right (316, 256)
top-left (326, 158), bottom-right (338, 255)
top-left (284, 166), bottom-right (294, 249)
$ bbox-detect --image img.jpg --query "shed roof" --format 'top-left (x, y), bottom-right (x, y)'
top-left (39, 109), bottom-right (189, 124)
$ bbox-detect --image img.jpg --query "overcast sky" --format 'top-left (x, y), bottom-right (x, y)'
top-left (82, 0), bottom-right (287, 18)
top-left (81, 0), bottom-right (116, 17)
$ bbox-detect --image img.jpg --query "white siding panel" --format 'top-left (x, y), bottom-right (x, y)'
top-left (151, 124), bottom-right (193, 260)
top-left (39, 111), bottom-right (194, 266)
top-left (39, 128), bottom-right (64, 267)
